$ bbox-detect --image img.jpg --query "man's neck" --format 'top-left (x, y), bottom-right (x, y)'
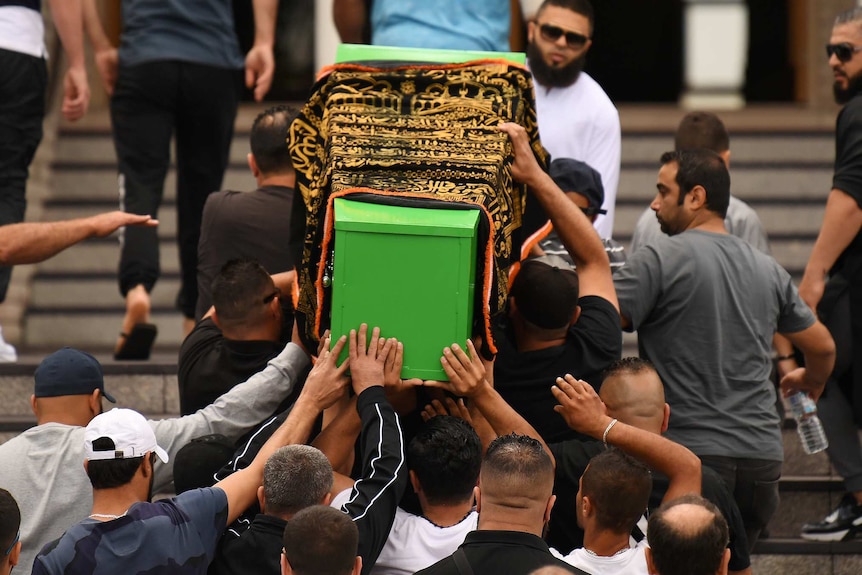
top-left (257, 173), bottom-right (295, 189)
top-left (421, 501), bottom-right (474, 528)
top-left (582, 527), bottom-right (631, 557)
top-left (91, 487), bottom-right (145, 519)
top-left (685, 214), bottom-right (727, 235)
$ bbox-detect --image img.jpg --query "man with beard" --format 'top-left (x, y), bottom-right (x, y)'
top-left (613, 148), bottom-right (836, 545)
top-left (527, 0), bottom-right (620, 239)
top-left (798, 7), bottom-right (862, 542)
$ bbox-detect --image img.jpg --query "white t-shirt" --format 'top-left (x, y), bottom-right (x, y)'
top-left (555, 538), bottom-right (650, 575)
top-left (331, 489), bottom-right (478, 575)
top-left (533, 72), bottom-right (621, 240)
top-left (0, 5), bottom-right (46, 57)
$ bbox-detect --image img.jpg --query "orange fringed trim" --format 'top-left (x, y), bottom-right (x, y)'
top-left (316, 58), bottom-right (529, 82)
top-left (313, 186), bottom-right (499, 356)
top-left (509, 220), bottom-right (554, 288)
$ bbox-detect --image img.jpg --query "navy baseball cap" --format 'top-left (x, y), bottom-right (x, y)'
top-left (549, 158), bottom-right (606, 216)
top-left (34, 348), bottom-right (116, 403)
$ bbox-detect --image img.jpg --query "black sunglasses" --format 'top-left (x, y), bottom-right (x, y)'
top-left (538, 23), bottom-right (589, 49)
top-left (827, 42), bottom-right (862, 63)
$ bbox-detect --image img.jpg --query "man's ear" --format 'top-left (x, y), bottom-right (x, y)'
top-left (30, 394), bottom-right (38, 418)
top-left (211, 309), bottom-right (222, 330)
top-left (718, 547), bottom-right (731, 575)
top-left (570, 305), bottom-right (582, 327)
top-left (281, 551), bottom-right (291, 575)
top-left (687, 185), bottom-right (707, 210)
top-left (409, 470), bottom-right (421, 495)
top-left (8, 540), bottom-right (20, 567)
top-left (352, 556), bottom-right (362, 575)
top-left (473, 485), bottom-right (481, 513)
top-left (661, 403), bottom-right (671, 434)
top-left (544, 493), bottom-right (556, 523)
top-left (257, 485), bottom-right (266, 512)
top-left (248, 153), bottom-right (260, 178)
top-left (322, 491), bottom-right (332, 506)
top-left (527, 19), bottom-right (537, 42)
top-left (645, 547), bottom-right (656, 575)
top-left (89, 389), bottom-right (101, 417)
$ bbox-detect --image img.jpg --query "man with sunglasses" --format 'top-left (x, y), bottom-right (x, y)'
top-left (798, 7), bottom-right (862, 543)
top-left (527, 0), bottom-right (620, 241)
top-left (179, 259), bottom-right (295, 415)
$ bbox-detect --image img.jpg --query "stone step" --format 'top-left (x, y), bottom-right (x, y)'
top-left (54, 132), bottom-right (253, 166)
top-left (41, 202), bottom-right (179, 238)
top-left (617, 167), bottom-right (833, 202)
top-left (622, 133), bottom-right (834, 164)
top-left (30, 276), bottom-right (182, 309)
top-left (23, 310), bottom-right (186, 348)
top-left (0, 362), bottom-right (179, 422)
top-left (35, 240), bottom-right (179, 275)
top-left (51, 166), bottom-right (255, 202)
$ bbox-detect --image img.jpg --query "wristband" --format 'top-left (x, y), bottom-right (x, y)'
top-left (602, 418), bottom-right (618, 447)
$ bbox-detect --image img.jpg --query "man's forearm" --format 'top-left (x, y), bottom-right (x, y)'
top-left (803, 189), bottom-right (862, 287)
top-left (341, 387), bottom-right (407, 575)
top-left (81, 0), bottom-right (111, 50)
top-left (0, 219), bottom-right (95, 266)
top-left (603, 418), bottom-right (701, 501)
top-left (251, 0), bottom-right (278, 48)
top-left (333, 0), bottom-right (368, 43)
top-left (471, 383), bottom-right (555, 465)
top-left (48, 0), bottom-right (86, 69)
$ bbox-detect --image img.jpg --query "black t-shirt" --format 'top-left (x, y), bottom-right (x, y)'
top-left (548, 440), bottom-right (751, 572)
top-left (493, 295), bottom-right (622, 442)
top-left (833, 95), bottom-right (862, 280)
top-left (178, 318), bottom-right (285, 415)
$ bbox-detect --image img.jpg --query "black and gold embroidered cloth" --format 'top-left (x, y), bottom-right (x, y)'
top-left (288, 60), bottom-right (548, 354)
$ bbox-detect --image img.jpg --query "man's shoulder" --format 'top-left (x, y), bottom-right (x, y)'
top-left (572, 73), bottom-right (618, 114)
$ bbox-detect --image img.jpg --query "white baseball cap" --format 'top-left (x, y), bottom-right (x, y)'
top-left (84, 408), bottom-right (169, 463)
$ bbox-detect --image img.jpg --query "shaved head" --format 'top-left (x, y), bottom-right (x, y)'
top-left (599, 357), bottom-right (666, 433)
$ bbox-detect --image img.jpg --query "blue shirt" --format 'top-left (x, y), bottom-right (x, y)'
top-left (119, 0), bottom-right (244, 69)
top-left (372, 0), bottom-right (510, 52)
top-left (33, 488), bottom-right (229, 575)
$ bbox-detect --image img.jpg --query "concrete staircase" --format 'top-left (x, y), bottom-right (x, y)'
top-left (22, 106), bottom-right (268, 352)
top-left (2, 105), bottom-right (860, 573)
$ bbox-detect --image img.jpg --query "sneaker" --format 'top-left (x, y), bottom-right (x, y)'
top-left (800, 493), bottom-right (862, 541)
top-left (0, 326), bottom-right (17, 363)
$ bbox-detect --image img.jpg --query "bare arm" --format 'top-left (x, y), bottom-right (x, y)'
top-left (48, 0), bottom-right (90, 120)
top-left (498, 122), bottom-right (618, 310)
top-left (214, 335), bottom-right (350, 523)
top-left (799, 189), bottom-right (862, 310)
top-left (425, 340), bottom-right (555, 465)
top-left (333, 0), bottom-right (368, 43)
top-left (82, 0), bottom-right (118, 95)
top-left (246, 0), bottom-right (278, 101)
top-left (0, 212), bottom-right (156, 266)
top-left (552, 375), bottom-right (701, 501)
top-left (779, 321), bottom-right (836, 401)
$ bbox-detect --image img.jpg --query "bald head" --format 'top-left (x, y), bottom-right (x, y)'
top-left (647, 495), bottom-right (730, 575)
top-left (599, 357), bottom-right (666, 434)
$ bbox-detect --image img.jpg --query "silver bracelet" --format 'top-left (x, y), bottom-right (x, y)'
top-left (602, 418), bottom-right (618, 447)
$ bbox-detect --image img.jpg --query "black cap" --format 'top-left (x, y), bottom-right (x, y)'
top-left (549, 158), bottom-right (606, 215)
top-left (34, 348), bottom-right (116, 403)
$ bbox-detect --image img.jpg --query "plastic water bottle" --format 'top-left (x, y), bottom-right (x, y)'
top-left (788, 392), bottom-right (829, 455)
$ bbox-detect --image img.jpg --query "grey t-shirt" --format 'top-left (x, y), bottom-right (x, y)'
top-left (118, 0), bottom-right (244, 69)
top-left (630, 195), bottom-right (770, 255)
top-left (614, 230), bottom-right (815, 460)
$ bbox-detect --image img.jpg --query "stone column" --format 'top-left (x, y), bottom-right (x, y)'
top-left (316, 0), bottom-right (340, 71)
top-left (680, 0), bottom-right (749, 109)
